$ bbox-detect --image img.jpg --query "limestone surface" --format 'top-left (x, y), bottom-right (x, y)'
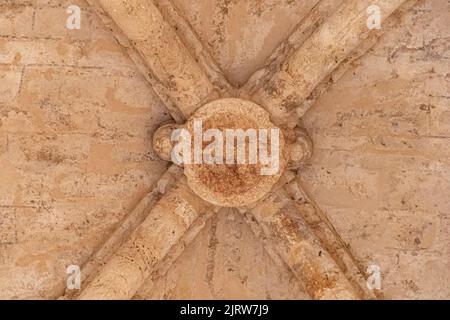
top-left (0, 0), bottom-right (448, 300)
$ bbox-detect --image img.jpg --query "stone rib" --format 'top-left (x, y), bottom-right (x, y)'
top-left (153, 0), bottom-right (234, 96)
top-left (61, 165), bottom-right (183, 299)
top-left (78, 177), bottom-right (213, 299)
top-left (284, 176), bottom-right (378, 299)
top-left (248, 187), bottom-right (360, 300)
top-left (241, 0), bottom-right (343, 97)
top-left (88, 0), bottom-right (219, 121)
top-left (252, 0), bottom-right (409, 127)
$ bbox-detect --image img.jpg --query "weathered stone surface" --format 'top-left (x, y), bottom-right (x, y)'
top-left (300, 0), bottom-right (450, 299)
top-left (0, 0), bottom-right (449, 300)
top-left (135, 210), bottom-right (310, 300)
top-left (252, 0), bottom-right (411, 127)
top-left (0, 0), bottom-right (170, 299)
top-left (183, 98), bottom-right (286, 207)
top-left (78, 178), bottom-right (212, 299)
top-left (171, 0), bottom-right (323, 87)
top-left (93, 0), bottom-right (219, 119)
top-left (249, 188), bottom-right (360, 299)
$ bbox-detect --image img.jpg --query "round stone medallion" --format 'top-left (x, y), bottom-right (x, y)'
top-left (183, 98), bottom-right (286, 207)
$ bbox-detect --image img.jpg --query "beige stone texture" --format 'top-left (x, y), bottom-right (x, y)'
top-left (250, 187), bottom-right (360, 299)
top-left (300, 0), bottom-right (450, 299)
top-left (135, 210), bottom-right (310, 300)
top-left (0, 0), bottom-right (449, 300)
top-left (78, 178), bottom-right (212, 299)
top-left (0, 0), bottom-right (170, 299)
top-left (170, 0), bottom-right (322, 87)
top-left (93, 0), bottom-right (219, 120)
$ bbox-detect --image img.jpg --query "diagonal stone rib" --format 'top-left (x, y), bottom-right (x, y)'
top-left (139, 209), bottom-right (215, 292)
top-left (78, 177), bottom-right (213, 300)
top-left (61, 165), bottom-right (183, 299)
top-left (241, 0), bottom-right (344, 97)
top-left (247, 186), bottom-right (360, 299)
top-left (88, 0), bottom-right (219, 121)
top-left (153, 0), bottom-right (234, 96)
top-left (284, 0), bottom-right (419, 120)
top-left (251, 0), bottom-right (410, 127)
top-left (283, 175), bottom-right (378, 299)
